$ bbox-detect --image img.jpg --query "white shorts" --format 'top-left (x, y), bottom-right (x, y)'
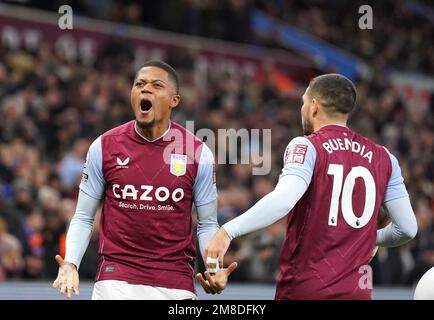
top-left (91, 280), bottom-right (197, 300)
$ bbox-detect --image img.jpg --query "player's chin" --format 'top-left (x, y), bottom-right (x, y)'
top-left (136, 117), bottom-right (155, 129)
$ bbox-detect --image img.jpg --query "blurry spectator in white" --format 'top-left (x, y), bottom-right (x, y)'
top-left (59, 138), bottom-right (90, 189)
top-left (37, 186), bottom-right (60, 213)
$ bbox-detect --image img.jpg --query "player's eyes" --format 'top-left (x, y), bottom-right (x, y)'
top-left (135, 82), bottom-right (143, 87)
top-left (153, 83), bottom-right (163, 88)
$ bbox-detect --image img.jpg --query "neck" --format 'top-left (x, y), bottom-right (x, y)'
top-left (135, 119), bottom-right (171, 141)
top-left (314, 118), bottom-right (347, 132)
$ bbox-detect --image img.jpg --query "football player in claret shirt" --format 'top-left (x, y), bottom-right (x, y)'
top-left (199, 74), bottom-right (417, 299)
top-left (52, 60), bottom-right (236, 299)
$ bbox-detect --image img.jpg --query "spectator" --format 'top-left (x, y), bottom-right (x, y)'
top-left (22, 210), bottom-right (45, 278)
top-left (0, 217), bottom-right (24, 281)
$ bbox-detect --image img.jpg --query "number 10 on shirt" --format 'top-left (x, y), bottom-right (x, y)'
top-left (327, 164), bottom-right (376, 229)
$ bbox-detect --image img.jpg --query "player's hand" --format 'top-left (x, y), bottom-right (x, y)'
top-left (52, 254), bottom-right (80, 299)
top-left (195, 262), bottom-right (238, 294)
top-left (204, 228), bottom-right (231, 270)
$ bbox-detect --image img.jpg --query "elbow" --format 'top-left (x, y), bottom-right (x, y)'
top-left (402, 220), bottom-right (418, 242)
top-left (406, 224), bottom-right (418, 241)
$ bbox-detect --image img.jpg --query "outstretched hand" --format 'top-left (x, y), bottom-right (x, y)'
top-left (196, 262), bottom-right (238, 294)
top-left (52, 255), bottom-right (80, 299)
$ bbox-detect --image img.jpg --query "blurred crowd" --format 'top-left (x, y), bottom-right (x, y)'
top-left (256, 0), bottom-right (434, 76)
top-left (8, 0), bottom-right (433, 75)
top-left (0, 0), bottom-right (433, 287)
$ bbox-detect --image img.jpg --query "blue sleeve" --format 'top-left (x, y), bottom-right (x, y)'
top-left (65, 189), bottom-right (99, 268)
top-left (383, 148), bottom-right (408, 203)
top-left (223, 175), bottom-right (308, 239)
top-left (279, 136), bottom-right (316, 186)
top-left (376, 196), bottom-right (417, 247)
top-left (193, 144), bottom-right (217, 207)
top-left (79, 136), bottom-right (106, 200)
top-left (196, 200), bottom-right (219, 259)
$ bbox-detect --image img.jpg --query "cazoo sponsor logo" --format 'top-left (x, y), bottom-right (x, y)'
top-left (112, 184), bottom-right (185, 202)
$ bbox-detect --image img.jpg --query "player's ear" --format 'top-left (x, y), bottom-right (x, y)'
top-left (170, 94), bottom-right (181, 109)
top-left (311, 98), bottom-right (319, 116)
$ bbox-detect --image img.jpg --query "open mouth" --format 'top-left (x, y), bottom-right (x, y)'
top-left (140, 99), bottom-right (152, 113)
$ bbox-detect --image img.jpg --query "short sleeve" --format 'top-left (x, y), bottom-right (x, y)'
top-left (79, 136), bottom-right (106, 199)
top-left (193, 144), bottom-right (217, 207)
top-left (383, 147), bottom-right (409, 203)
top-left (279, 136), bottom-right (316, 187)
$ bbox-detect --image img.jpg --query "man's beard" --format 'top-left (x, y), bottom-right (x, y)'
top-left (302, 118), bottom-right (314, 135)
top-left (136, 119), bottom-right (155, 130)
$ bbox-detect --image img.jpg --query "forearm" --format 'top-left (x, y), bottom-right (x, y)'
top-left (376, 196), bottom-right (417, 247)
top-left (64, 189), bottom-right (100, 269)
top-left (197, 200), bottom-right (220, 260)
top-left (222, 175), bottom-right (308, 240)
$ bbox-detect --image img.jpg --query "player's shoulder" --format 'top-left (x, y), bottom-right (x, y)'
top-left (379, 144), bottom-right (400, 165)
top-left (286, 135), bottom-right (312, 144)
top-left (171, 121), bottom-right (204, 145)
top-left (354, 131), bottom-right (390, 155)
top-left (303, 130), bottom-right (323, 146)
top-left (288, 135), bottom-right (317, 152)
top-left (283, 135), bottom-right (317, 164)
top-left (101, 120), bottom-right (134, 138)
top-left (351, 131), bottom-right (397, 171)
top-left (284, 135), bottom-right (317, 152)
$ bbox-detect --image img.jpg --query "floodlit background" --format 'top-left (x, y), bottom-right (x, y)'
top-left (0, 0), bottom-right (433, 299)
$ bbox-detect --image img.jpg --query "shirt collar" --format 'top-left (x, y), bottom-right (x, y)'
top-left (134, 120), bottom-right (172, 143)
top-left (316, 123), bottom-right (348, 132)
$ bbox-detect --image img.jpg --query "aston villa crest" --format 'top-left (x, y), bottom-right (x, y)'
top-left (170, 154), bottom-right (187, 176)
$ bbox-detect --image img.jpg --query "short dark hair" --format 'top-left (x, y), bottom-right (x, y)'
top-left (307, 73), bottom-right (357, 114)
top-left (135, 60), bottom-right (179, 94)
